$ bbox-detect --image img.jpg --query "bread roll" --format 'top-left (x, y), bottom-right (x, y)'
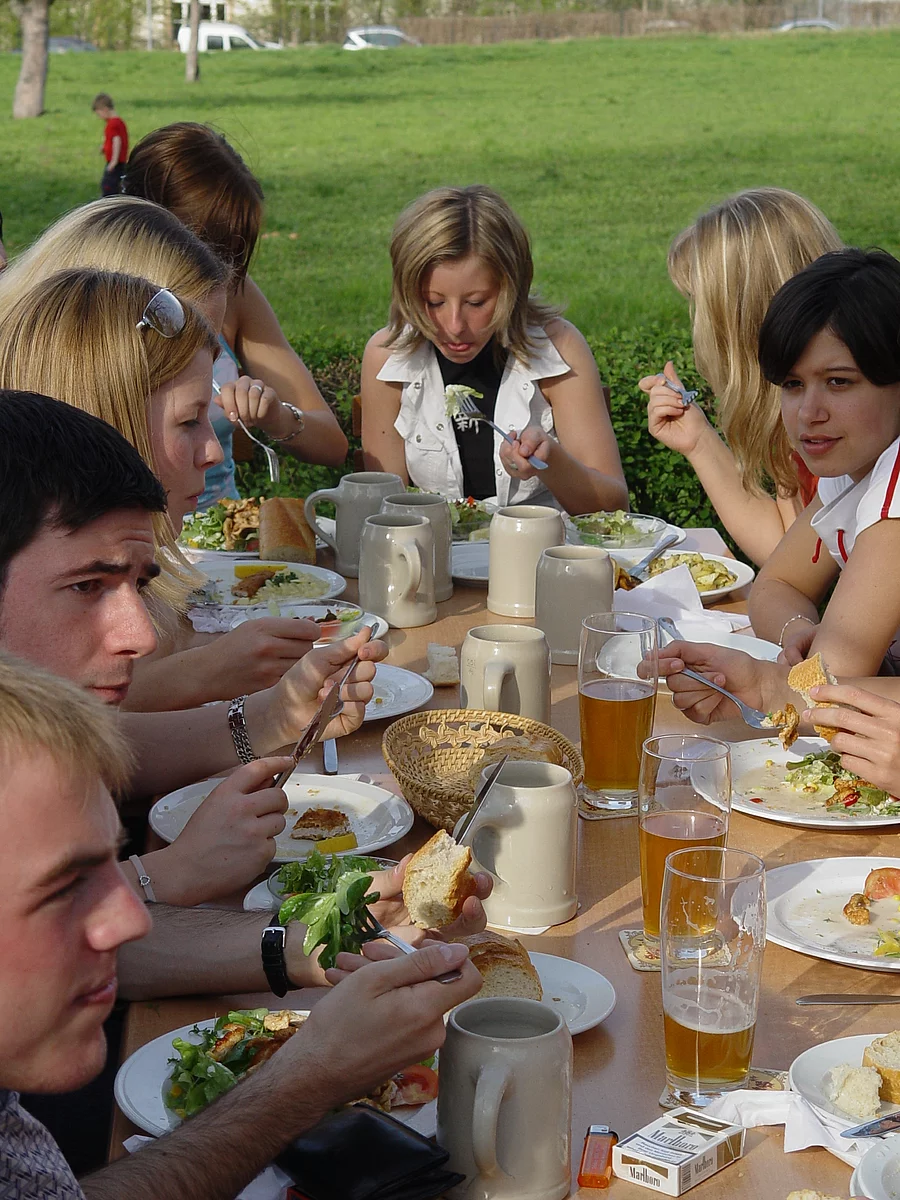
top-left (820, 1062), bottom-right (882, 1120)
top-left (467, 735), bottom-right (564, 793)
top-left (402, 830), bottom-right (476, 928)
top-left (259, 497), bottom-right (316, 564)
top-left (864, 1031), bottom-right (900, 1103)
top-left (787, 653), bottom-right (837, 741)
top-left (456, 931), bottom-right (543, 1000)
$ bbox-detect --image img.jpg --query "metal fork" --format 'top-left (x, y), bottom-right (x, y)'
top-left (357, 909), bottom-right (462, 984)
top-left (454, 393), bottom-right (548, 471)
top-left (662, 376), bottom-right (698, 407)
top-left (212, 380), bottom-right (280, 484)
top-left (676, 666), bottom-right (776, 732)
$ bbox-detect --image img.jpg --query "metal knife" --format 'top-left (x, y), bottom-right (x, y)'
top-left (796, 994), bottom-right (900, 1005)
top-left (841, 1111), bottom-right (900, 1138)
top-left (322, 739), bottom-right (338, 775)
top-left (455, 755), bottom-right (508, 846)
top-left (628, 532), bottom-right (682, 582)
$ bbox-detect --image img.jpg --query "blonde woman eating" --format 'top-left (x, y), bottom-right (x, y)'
top-left (639, 188), bottom-right (842, 565)
top-left (362, 185), bottom-right (627, 515)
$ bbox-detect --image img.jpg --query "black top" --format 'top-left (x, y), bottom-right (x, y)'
top-left (436, 338), bottom-right (505, 500)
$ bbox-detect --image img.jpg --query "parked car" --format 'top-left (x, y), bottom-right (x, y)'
top-left (775, 18), bottom-right (841, 31)
top-left (176, 21), bottom-right (281, 52)
top-left (342, 26), bottom-right (420, 50)
top-left (48, 36), bottom-right (97, 51)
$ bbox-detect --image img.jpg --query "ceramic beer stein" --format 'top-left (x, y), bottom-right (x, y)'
top-left (304, 471), bottom-right (403, 577)
top-left (437, 996), bottom-right (572, 1200)
top-left (460, 625), bottom-right (550, 724)
top-left (534, 545), bottom-right (614, 664)
top-left (380, 492), bottom-right (453, 602)
top-left (486, 505), bottom-right (565, 618)
top-left (358, 513), bottom-right (436, 628)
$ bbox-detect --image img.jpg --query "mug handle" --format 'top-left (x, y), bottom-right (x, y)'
top-left (482, 659), bottom-right (512, 712)
top-left (398, 542), bottom-right (422, 600)
top-left (304, 488), bottom-right (339, 553)
top-left (472, 1062), bottom-right (510, 1179)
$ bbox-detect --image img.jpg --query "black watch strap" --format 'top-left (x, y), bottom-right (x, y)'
top-left (261, 924), bottom-right (296, 998)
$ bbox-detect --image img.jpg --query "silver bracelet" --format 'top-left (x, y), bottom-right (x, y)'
top-left (227, 694), bottom-right (256, 764)
top-left (268, 403), bottom-right (305, 444)
top-left (128, 854), bottom-right (157, 903)
top-left (779, 614), bottom-right (815, 648)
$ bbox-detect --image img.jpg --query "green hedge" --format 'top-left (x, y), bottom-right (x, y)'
top-left (236, 323), bottom-right (724, 534)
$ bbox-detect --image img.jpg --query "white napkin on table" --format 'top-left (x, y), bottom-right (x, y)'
top-left (613, 564), bottom-right (751, 633)
top-left (704, 1089), bottom-right (872, 1167)
top-left (124, 1135), bottom-right (294, 1197)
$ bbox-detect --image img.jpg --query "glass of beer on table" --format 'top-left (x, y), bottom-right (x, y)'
top-left (578, 612), bottom-right (657, 817)
top-left (660, 847), bottom-right (766, 1107)
top-left (639, 735), bottom-right (731, 943)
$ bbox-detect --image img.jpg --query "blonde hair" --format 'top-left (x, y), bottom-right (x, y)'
top-left (0, 651), bottom-right (131, 793)
top-left (669, 187), bottom-right (842, 495)
top-left (0, 268), bottom-right (218, 611)
top-left (0, 196), bottom-right (231, 326)
top-left (385, 185), bottom-right (560, 365)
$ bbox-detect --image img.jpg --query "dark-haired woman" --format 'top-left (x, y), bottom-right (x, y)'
top-left (124, 123), bottom-right (347, 504)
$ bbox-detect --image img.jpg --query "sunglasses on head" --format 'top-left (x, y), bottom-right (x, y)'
top-left (135, 288), bottom-right (186, 338)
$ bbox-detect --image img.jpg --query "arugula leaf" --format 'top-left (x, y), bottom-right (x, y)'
top-left (278, 867), bottom-right (380, 969)
top-left (276, 850), bottom-right (381, 898)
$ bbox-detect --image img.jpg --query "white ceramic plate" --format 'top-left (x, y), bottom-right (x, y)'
top-left (767, 858), bottom-right (900, 971)
top-left (191, 559), bottom-right (346, 607)
top-left (732, 738), bottom-right (900, 829)
top-left (530, 952), bottom-right (616, 1034)
top-left (790, 1033), bottom-right (900, 1123)
top-left (149, 773), bottom-right (414, 864)
top-left (663, 621), bottom-right (781, 662)
top-left (187, 599), bottom-right (388, 639)
top-left (451, 541), bottom-right (489, 584)
top-left (636, 552), bottom-right (755, 603)
top-left (852, 1135), bottom-right (900, 1199)
top-left (114, 1015), bottom-right (435, 1139)
top-left (181, 545), bottom-right (259, 563)
top-left (365, 664), bottom-right (433, 722)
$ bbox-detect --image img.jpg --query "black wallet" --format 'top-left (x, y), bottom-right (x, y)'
top-left (276, 1105), bottom-right (465, 1200)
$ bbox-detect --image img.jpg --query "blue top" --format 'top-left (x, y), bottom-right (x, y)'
top-left (198, 336), bottom-right (241, 510)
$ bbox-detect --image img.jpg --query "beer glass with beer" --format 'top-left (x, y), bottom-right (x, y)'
top-left (578, 613), bottom-right (657, 817)
top-left (639, 736), bottom-right (731, 944)
top-left (660, 847), bottom-right (766, 1106)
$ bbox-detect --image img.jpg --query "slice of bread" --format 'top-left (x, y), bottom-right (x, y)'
top-left (402, 830), bottom-right (477, 929)
top-left (821, 1062), bottom-right (882, 1120)
top-left (864, 1031), bottom-right (900, 1104)
top-left (259, 497), bottom-right (317, 565)
top-left (455, 931), bottom-right (543, 1000)
top-left (467, 735), bottom-right (564, 793)
top-left (787, 652), bottom-right (838, 741)
top-left (290, 806), bottom-right (352, 841)
top-left (423, 643), bottom-right (460, 686)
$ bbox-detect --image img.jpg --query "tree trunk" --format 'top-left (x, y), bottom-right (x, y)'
top-left (11, 0), bottom-right (50, 119)
top-left (185, 0), bottom-right (200, 81)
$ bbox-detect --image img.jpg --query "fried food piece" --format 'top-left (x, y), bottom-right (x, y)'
top-left (231, 566), bottom-right (281, 600)
top-left (864, 866), bottom-right (900, 900)
top-left (290, 806), bottom-right (352, 841)
top-left (208, 1023), bottom-right (248, 1061)
top-left (762, 702), bottom-right (800, 749)
top-left (613, 562), bottom-right (640, 590)
top-left (843, 892), bottom-right (871, 926)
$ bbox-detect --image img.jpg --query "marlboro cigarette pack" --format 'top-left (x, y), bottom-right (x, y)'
top-left (612, 1106), bottom-right (745, 1195)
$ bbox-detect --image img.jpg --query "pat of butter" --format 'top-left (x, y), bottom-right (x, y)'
top-left (612, 1107), bottom-right (745, 1196)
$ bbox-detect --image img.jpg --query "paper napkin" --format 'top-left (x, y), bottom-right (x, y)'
top-left (613, 564), bottom-right (751, 634)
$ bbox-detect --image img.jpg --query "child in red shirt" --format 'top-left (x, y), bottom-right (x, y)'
top-left (92, 93), bottom-right (128, 197)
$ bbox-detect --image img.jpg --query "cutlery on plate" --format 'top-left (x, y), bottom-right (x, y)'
top-left (322, 738), bottom-right (338, 775)
top-left (453, 392), bottom-right (548, 471)
top-left (455, 755), bottom-right (509, 846)
top-left (675, 666), bottom-right (779, 733)
top-left (796, 994), bottom-right (900, 1006)
top-left (212, 379), bottom-right (280, 484)
top-left (661, 376), bottom-right (699, 407)
top-left (841, 1112), bottom-right (900, 1138)
top-left (620, 532), bottom-right (682, 585)
top-left (357, 908), bottom-right (462, 984)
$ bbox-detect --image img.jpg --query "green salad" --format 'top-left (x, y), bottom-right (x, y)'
top-left (572, 510), bottom-right (661, 548)
top-left (786, 750), bottom-right (900, 815)
top-left (450, 498), bottom-right (493, 541)
top-left (277, 851), bottom-right (382, 969)
top-left (180, 498), bottom-right (260, 553)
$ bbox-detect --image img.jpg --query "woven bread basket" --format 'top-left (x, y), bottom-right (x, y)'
top-left (382, 709), bottom-right (584, 831)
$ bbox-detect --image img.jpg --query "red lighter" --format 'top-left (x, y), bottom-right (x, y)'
top-left (578, 1123), bottom-right (618, 1188)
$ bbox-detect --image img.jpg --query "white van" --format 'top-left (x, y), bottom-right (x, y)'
top-left (176, 21), bottom-right (280, 52)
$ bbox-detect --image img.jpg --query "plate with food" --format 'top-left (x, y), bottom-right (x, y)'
top-left (789, 1032), bottom-right (900, 1129)
top-left (240, 854), bottom-right (400, 912)
top-left (767, 858), bottom-right (900, 971)
top-left (615, 551), bottom-right (754, 601)
top-left (366, 664), bottom-right (434, 721)
top-left (191, 560), bottom-right (346, 607)
top-left (186, 600), bottom-right (388, 640)
top-left (852, 1134), bottom-right (900, 1199)
top-left (567, 511), bottom-right (685, 560)
top-left (149, 774), bottom-right (414, 864)
top-left (114, 1007), bottom-right (439, 1140)
top-left (731, 738), bottom-right (900, 828)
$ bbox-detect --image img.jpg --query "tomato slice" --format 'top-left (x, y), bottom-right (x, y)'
top-left (864, 866), bottom-right (900, 900)
top-left (392, 1064), bottom-right (439, 1106)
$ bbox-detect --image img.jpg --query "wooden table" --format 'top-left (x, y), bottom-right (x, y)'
top-left (113, 530), bottom-right (898, 1196)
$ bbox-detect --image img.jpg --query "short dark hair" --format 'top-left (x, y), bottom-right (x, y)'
top-left (0, 390), bottom-right (166, 591)
top-left (759, 248), bottom-right (900, 387)
top-left (92, 93), bottom-right (115, 111)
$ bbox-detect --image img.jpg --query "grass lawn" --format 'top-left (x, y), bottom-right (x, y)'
top-left (1, 30), bottom-right (899, 354)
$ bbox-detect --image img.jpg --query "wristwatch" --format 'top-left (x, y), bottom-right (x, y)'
top-left (261, 924), bottom-right (297, 998)
top-left (269, 403), bottom-right (305, 444)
